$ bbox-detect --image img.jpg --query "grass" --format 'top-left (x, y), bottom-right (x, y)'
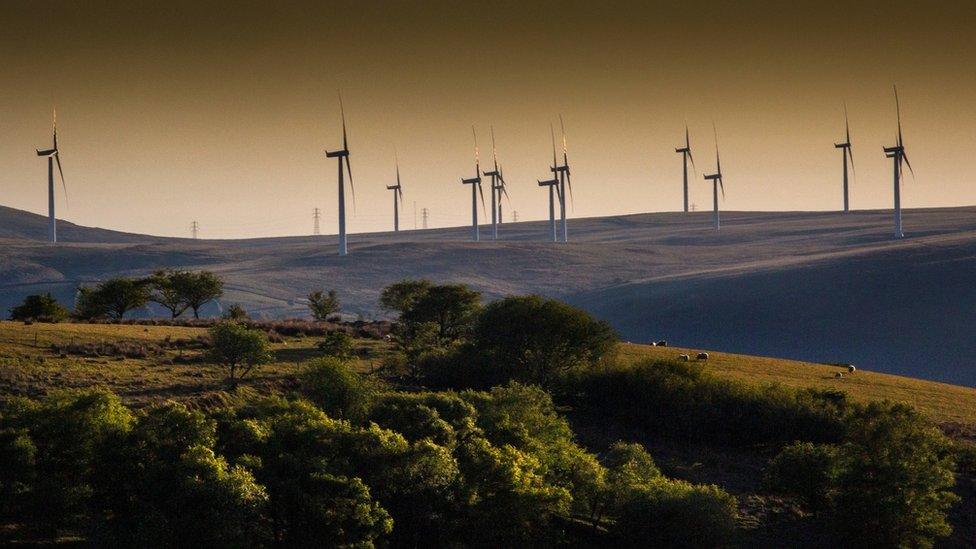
top-left (2, 321), bottom-right (975, 428)
top-left (0, 320), bottom-right (386, 409)
top-left (616, 343), bottom-right (976, 427)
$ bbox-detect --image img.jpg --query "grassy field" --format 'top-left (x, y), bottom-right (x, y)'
top-left (2, 321), bottom-right (975, 428)
top-left (616, 343), bottom-right (976, 427)
top-left (0, 321), bottom-right (386, 409)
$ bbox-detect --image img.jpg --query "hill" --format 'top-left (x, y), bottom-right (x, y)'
top-left (1, 205), bottom-right (975, 385)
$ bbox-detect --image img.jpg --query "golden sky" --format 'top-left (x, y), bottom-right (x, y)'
top-left (1, 1), bottom-right (974, 238)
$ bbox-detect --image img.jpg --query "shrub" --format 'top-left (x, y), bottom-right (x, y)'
top-left (763, 441), bottom-right (838, 511)
top-left (301, 357), bottom-right (377, 421)
top-left (614, 479), bottom-right (737, 547)
top-left (308, 289), bottom-right (341, 321)
top-left (9, 293), bottom-right (68, 322)
top-left (317, 330), bottom-right (353, 359)
top-left (470, 295), bottom-right (617, 386)
top-left (223, 304), bottom-right (248, 321)
top-left (208, 322), bottom-right (273, 385)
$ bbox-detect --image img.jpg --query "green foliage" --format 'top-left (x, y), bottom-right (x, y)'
top-left (8, 293), bottom-right (69, 322)
top-left (834, 402), bottom-right (958, 548)
top-left (565, 359), bottom-right (849, 445)
top-left (763, 441), bottom-right (839, 511)
top-left (317, 329), bottom-right (354, 359)
top-left (0, 428), bottom-right (36, 514)
top-left (368, 391), bottom-right (477, 446)
top-left (613, 479), bottom-right (738, 547)
top-left (470, 295), bottom-right (617, 386)
top-left (147, 269), bottom-right (190, 318)
top-left (208, 322), bottom-right (273, 384)
top-left (92, 403), bottom-right (267, 547)
top-left (379, 279), bottom-right (432, 314)
top-left (223, 303), bottom-right (249, 321)
top-left (300, 357), bottom-right (377, 421)
top-left (179, 270), bottom-right (224, 318)
top-left (307, 288), bottom-right (341, 321)
top-left (75, 277), bottom-right (151, 319)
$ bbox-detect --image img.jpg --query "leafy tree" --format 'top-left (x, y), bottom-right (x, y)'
top-left (307, 289), bottom-right (340, 321)
top-left (75, 278), bottom-right (151, 320)
top-left (147, 269), bottom-right (191, 318)
top-left (300, 357), bottom-right (377, 421)
top-left (401, 284), bottom-right (481, 341)
top-left (92, 403), bottom-right (268, 547)
top-left (208, 322), bottom-right (273, 385)
top-left (763, 441), bottom-right (839, 511)
top-left (379, 279), bottom-right (432, 314)
top-left (9, 293), bottom-right (68, 322)
top-left (472, 295), bottom-right (617, 386)
top-left (180, 271), bottom-right (224, 319)
top-left (74, 286), bottom-right (109, 319)
top-left (613, 479), bottom-right (737, 547)
top-left (0, 428), bottom-right (36, 515)
top-left (834, 402), bottom-right (958, 548)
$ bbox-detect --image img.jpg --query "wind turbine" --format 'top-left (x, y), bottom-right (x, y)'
top-left (386, 154), bottom-right (404, 232)
top-left (483, 126), bottom-right (501, 240)
top-left (834, 105), bottom-right (855, 213)
top-left (675, 125), bottom-right (696, 212)
top-left (325, 93), bottom-right (355, 256)
top-left (703, 125), bottom-right (725, 230)
top-left (495, 164), bottom-right (511, 225)
top-left (538, 176), bottom-right (560, 242)
top-left (461, 127), bottom-right (486, 242)
top-left (884, 86), bottom-right (914, 238)
top-left (550, 116), bottom-right (573, 242)
top-left (35, 108), bottom-right (67, 244)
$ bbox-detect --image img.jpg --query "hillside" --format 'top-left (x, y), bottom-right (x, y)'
top-left (1, 205), bottom-right (975, 385)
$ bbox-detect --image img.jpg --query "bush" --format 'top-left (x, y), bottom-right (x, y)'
top-left (223, 304), bottom-right (248, 321)
top-left (614, 479), bottom-right (738, 547)
top-left (208, 322), bottom-right (273, 385)
top-left (470, 295), bottom-right (617, 386)
top-left (382, 280), bottom-right (481, 343)
top-left (9, 293), bottom-right (68, 322)
top-left (317, 330), bottom-right (353, 359)
top-left (301, 357), bottom-right (377, 421)
top-left (763, 441), bottom-right (838, 511)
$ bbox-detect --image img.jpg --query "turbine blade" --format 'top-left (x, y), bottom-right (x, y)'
top-left (902, 153), bottom-right (915, 180)
top-left (567, 172), bottom-right (574, 210)
top-left (687, 149), bottom-right (697, 175)
top-left (848, 146), bottom-right (855, 176)
top-left (55, 153), bottom-right (68, 209)
top-left (719, 178), bottom-right (725, 199)
top-left (550, 123), bottom-right (557, 168)
top-left (491, 125), bottom-right (498, 171)
top-left (559, 114), bottom-right (567, 154)
top-left (398, 186), bottom-right (403, 203)
top-left (339, 91), bottom-right (348, 151)
top-left (477, 181), bottom-right (486, 217)
top-left (844, 102), bottom-right (851, 144)
top-left (685, 124), bottom-right (690, 150)
top-left (894, 85), bottom-right (903, 147)
top-left (345, 156), bottom-right (356, 213)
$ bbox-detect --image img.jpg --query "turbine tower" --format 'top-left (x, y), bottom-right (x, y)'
top-left (387, 155), bottom-right (404, 232)
top-left (550, 117), bottom-right (573, 242)
top-left (324, 94), bottom-right (355, 256)
top-left (35, 108), bottom-right (67, 244)
top-left (883, 86), bottom-right (914, 239)
top-left (834, 106), bottom-right (855, 213)
top-left (460, 127), bottom-right (486, 241)
top-left (703, 125), bottom-right (725, 230)
top-left (675, 125), bottom-right (696, 212)
top-left (538, 177), bottom-right (559, 242)
top-left (483, 127), bottom-right (501, 240)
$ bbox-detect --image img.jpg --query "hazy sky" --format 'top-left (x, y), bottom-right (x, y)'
top-left (1, 1), bottom-right (974, 238)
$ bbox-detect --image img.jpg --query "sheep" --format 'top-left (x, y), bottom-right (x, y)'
top-left (847, 364), bottom-right (856, 374)
top-left (678, 354), bottom-right (690, 361)
top-left (696, 352), bottom-right (709, 360)
top-left (656, 340), bottom-right (668, 347)
top-left (835, 372), bottom-right (844, 379)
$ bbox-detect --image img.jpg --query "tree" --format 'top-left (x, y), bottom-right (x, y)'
top-left (763, 442), bottom-right (839, 511)
top-left (300, 357), bottom-right (376, 421)
top-left (75, 278), bottom-right (151, 320)
top-left (401, 284), bottom-right (481, 342)
top-left (179, 271), bottom-right (224, 319)
top-left (148, 270), bottom-right (190, 318)
top-left (208, 322), bottom-right (273, 385)
top-left (316, 330), bottom-right (353, 359)
top-left (307, 289), bottom-right (340, 321)
top-left (223, 304), bottom-right (248, 321)
top-left (379, 279), bottom-right (432, 315)
top-left (471, 295), bottom-right (617, 386)
top-left (834, 402), bottom-right (958, 548)
top-left (9, 293), bottom-right (68, 322)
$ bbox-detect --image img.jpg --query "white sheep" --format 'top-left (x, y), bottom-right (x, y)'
top-left (835, 372), bottom-right (844, 379)
top-left (696, 352), bottom-right (709, 360)
top-left (678, 354), bottom-right (690, 361)
top-left (847, 365), bottom-right (856, 374)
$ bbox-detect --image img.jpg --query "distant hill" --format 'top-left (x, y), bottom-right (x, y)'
top-left (1, 204), bottom-right (975, 385)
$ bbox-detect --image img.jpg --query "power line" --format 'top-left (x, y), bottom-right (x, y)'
top-left (513, 210), bottom-right (519, 222)
top-left (413, 201), bottom-right (417, 230)
top-left (312, 207), bottom-right (321, 235)
top-left (421, 207), bottom-right (429, 229)
top-left (190, 221), bottom-right (199, 239)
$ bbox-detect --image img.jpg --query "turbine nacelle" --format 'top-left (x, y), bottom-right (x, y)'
top-left (675, 147), bottom-right (690, 154)
top-left (325, 149), bottom-right (349, 158)
top-left (834, 142), bottom-right (851, 149)
top-left (538, 178), bottom-right (559, 187)
top-left (461, 176), bottom-right (481, 185)
top-left (36, 148), bottom-right (58, 157)
top-left (482, 169), bottom-right (500, 177)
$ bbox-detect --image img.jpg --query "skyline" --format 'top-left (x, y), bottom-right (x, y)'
top-left (1, 1), bottom-right (975, 239)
